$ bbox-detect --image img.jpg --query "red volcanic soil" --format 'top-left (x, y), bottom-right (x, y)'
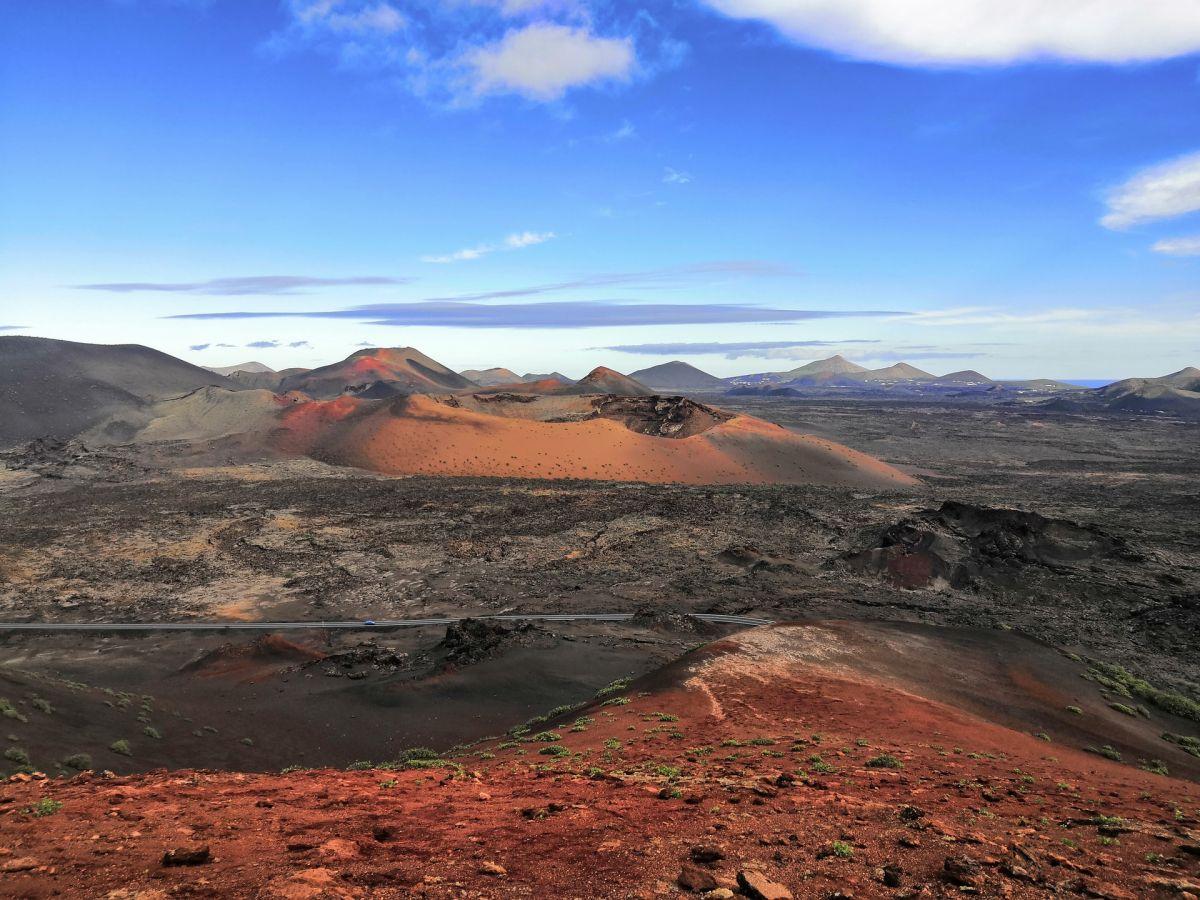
top-left (273, 394), bottom-right (918, 489)
top-left (5, 624), bottom-right (1199, 898)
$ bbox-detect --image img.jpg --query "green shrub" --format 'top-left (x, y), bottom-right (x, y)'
top-left (865, 754), bottom-right (903, 769)
top-left (109, 739), bottom-right (133, 757)
top-left (4, 746), bottom-right (30, 766)
top-left (61, 753), bottom-right (92, 770)
top-left (0, 699), bottom-right (27, 723)
top-left (143, 725), bottom-right (162, 740)
top-left (30, 698), bottom-right (53, 715)
top-left (25, 798), bottom-right (62, 818)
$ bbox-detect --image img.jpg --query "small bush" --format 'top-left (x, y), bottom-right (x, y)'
top-left (109, 739), bottom-right (133, 757)
top-left (61, 753), bottom-right (92, 770)
top-left (143, 725), bottom-right (162, 740)
top-left (1086, 744), bottom-right (1121, 762)
top-left (865, 754), bottom-right (903, 769)
top-left (0, 699), bottom-right (27, 723)
top-left (827, 840), bottom-right (854, 859)
top-left (30, 698), bottom-right (53, 715)
top-left (1162, 733), bottom-right (1200, 757)
top-left (5, 746), bottom-right (30, 766)
top-left (25, 798), bottom-right (62, 818)
top-left (531, 731), bottom-right (561, 743)
top-left (538, 745), bottom-right (570, 757)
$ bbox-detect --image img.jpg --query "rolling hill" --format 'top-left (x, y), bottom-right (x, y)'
top-left (279, 347), bottom-right (475, 398)
top-left (629, 360), bottom-right (726, 391)
top-left (0, 336), bottom-right (236, 447)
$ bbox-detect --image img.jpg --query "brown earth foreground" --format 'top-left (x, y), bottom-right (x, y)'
top-left (4, 623), bottom-right (1200, 899)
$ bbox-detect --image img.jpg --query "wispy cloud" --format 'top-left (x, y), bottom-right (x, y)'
top-left (0, 325), bottom-right (26, 332)
top-left (701, 1), bottom-right (1200, 66)
top-left (170, 300), bottom-right (901, 329)
top-left (604, 119), bottom-right (636, 142)
top-left (598, 339), bottom-right (880, 358)
top-left (1101, 150), bottom-right (1200, 230)
top-left (1152, 234), bottom-right (1200, 256)
top-left (268, 2), bottom-right (675, 105)
top-left (189, 343), bottom-right (211, 351)
top-left (900, 307), bottom-right (1097, 327)
top-left (75, 275), bottom-right (409, 295)
top-left (662, 167), bottom-right (692, 185)
top-left (422, 230), bottom-right (556, 264)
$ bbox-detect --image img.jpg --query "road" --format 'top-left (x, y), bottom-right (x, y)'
top-left (0, 612), bottom-right (773, 632)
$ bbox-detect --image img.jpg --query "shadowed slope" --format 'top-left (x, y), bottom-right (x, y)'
top-left (0, 336), bottom-right (236, 447)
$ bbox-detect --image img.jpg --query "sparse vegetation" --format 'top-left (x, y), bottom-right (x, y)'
top-left (0, 698), bottom-right (27, 723)
top-left (5, 746), bottom-right (31, 766)
top-left (865, 753), bottom-right (903, 769)
top-left (1162, 733), bottom-right (1200, 757)
top-left (1084, 662), bottom-right (1200, 722)
top-left (143, 725), bottom-right (162, 739)
top-left (109, 739), bottom-right (132, 757)
top-left (61, 753), bottom-right (92, 770)
top-left (25, 798), bottom-right (62, 818)
top-left (30, 697), bottom-right (53, 714)
top-left (1086, 744), bottom-right (1122, 762)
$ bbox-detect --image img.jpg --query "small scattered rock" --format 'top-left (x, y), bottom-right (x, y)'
top-left (882, 864), bottom-right (903, 888)
top-left (942, 855), bottom-right (982, 889)
top-left (737, 869), bottom-right (793, 900)
top-left (161, 846), bottom-right (211, 867)
top-left (678, 863), bottom-right (719, 892)
top-left (478, 861), bottom-right (506, 877)
top-left (690, 846), bottom-right (725, 865)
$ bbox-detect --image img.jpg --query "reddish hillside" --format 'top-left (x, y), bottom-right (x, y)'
top-left (273, 393), bottom-right (919, 489)
top-left (279, 347), bottom-right (474, 399)
top-left (5, 622), bottom-right (1198, 898)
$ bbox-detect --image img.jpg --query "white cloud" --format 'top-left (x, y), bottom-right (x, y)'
top-left (468, 24), bottom-right (635, 100)
top-left (504, 230), bottom-right (556, 248)
top-left (1101, 151), bottom-right (1200, 230)
top-left (423, 230), bottom-right (556, 263)
top-left (295, 0), bottom-right (404, 35)
top-left (663, 166), bottom-right (692, 184)
top-left (1152, 235), bottom-right (1200, 257)
top-left (701, 1), bottom-right (1200, 66)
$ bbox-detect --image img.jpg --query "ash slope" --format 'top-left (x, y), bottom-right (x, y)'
top-left (0, 336), bottom-right (235, 447)
top-left (6, 622), bottom-right (1199, 898)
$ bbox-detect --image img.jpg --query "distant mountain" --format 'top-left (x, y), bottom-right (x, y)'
top-left (0, 336), bottom-right (235, 447)
top-left (629, 361), bottom-right (725, 391)
top-left (522, 372), bottom-right (574, 385)
top-left (782, 355), bottom-right (868, 379)
top-left (1035, 366), bottom-right (1200, 417)
top-left (460, 367), bottom-right (521, 387)
top-left (280, 347), bottom-right (474, 399)
top-left (933, 370), bottom-right (993, 385)
top-left (854, 362), bottom-right (935, 382)
top-left (207, 361), bottom-right (274, 376)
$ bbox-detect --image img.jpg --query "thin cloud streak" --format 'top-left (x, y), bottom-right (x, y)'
top-left (599, 339), bottom-right (880, 357)
top-left (169, 300), bottom-right (903, 329)
top-left (75, 275), bottom-right (411, 296)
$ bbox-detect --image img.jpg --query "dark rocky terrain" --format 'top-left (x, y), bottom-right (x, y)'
top-left (1, 398), bottom-right (1197, 780)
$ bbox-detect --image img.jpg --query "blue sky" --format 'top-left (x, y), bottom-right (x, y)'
top-left (2, 1), bottom-right (1199, 379)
